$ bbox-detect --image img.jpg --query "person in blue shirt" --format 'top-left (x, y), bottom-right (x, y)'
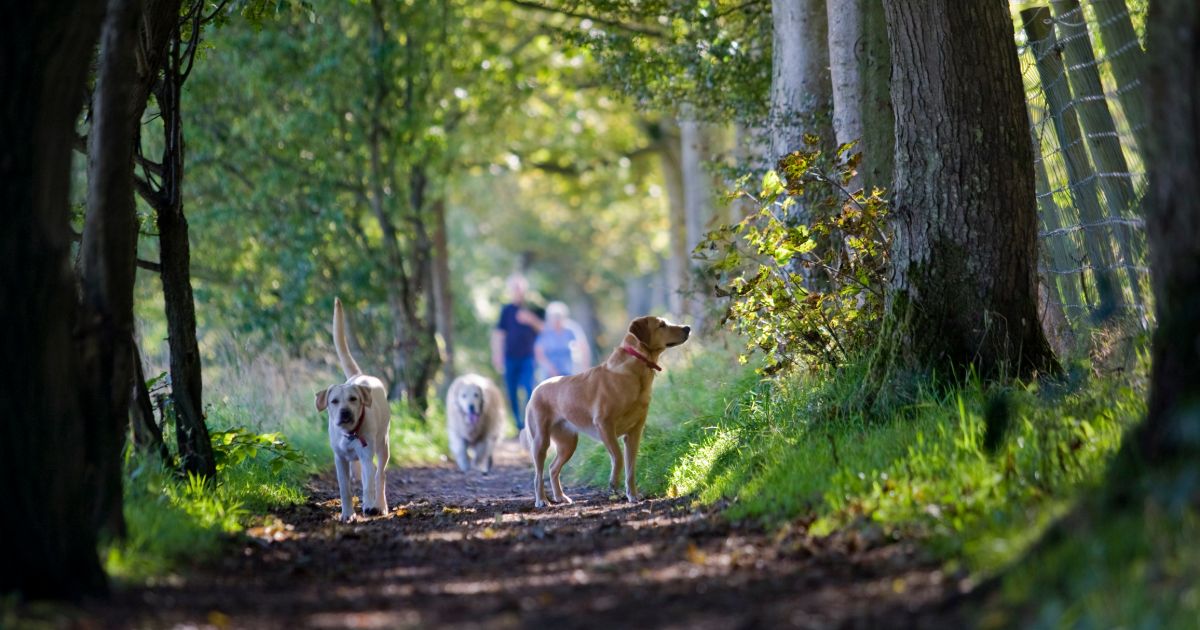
top-left (491, 274), bottom-right (543, 429)
top-left (535, 301), bottom-right (590, 379)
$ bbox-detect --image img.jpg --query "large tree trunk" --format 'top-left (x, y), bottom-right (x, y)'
top-left (0, 0), bottom-right (106, 599)
top-left (79, 0), bottom-right (143, 539)
top-left (858, 0), bottom-right (894, 194)
top-left (880, 0), bottom-right (1058, 377)
top-left (768, 0), bottom-right (834, 163)
top-left (131, 340), bottom-right (171, 462)
top-left (1134, 0), bottom-right (1199, 465)
top-left (155, 25), bottom-right (215, 479)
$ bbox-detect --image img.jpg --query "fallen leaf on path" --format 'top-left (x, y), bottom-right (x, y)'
top-left (686, 543), bottom-right (707, 565)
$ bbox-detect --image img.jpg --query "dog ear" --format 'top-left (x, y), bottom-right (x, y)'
top-left (628, 316), bottom-right (653, 347)
top-left (356, 385), bottom-right (373, 408)
top-left (315, 386), bottom-right (331, 412)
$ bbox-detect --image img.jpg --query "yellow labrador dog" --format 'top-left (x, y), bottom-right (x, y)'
top-left (521, 316), bottom-right (690, 507)
top-left (446, 374), bottom-right (506, 474)
top-left (315, 298), bottom-right (391, 521)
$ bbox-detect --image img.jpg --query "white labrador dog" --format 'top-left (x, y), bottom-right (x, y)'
top-left (446, 374), bottom-right (505, 474)
top-left (315, 298), bottom-right (391, 521)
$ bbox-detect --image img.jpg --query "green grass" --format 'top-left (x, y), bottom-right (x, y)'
top-left (569, 346), bottom-right (1146, 575)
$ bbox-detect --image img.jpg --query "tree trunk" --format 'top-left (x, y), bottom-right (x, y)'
top-left (1022, 7), bottom-right (1126, 317)
top-left (769, 0), bottom-right (834, 162)
top-left (655, 119), bottom-right (688, 316)
top-left (827, 0), bottom-right (864, 178)
top-left (679, 111), bottom-right (717, 325)
top-left (1091, 0), bottom-right (1148, 156)
top-left (156, 26), bottom-right (215, 479)
top-left (1050, 0), bottom-right (1145, 309)
top-left (79, 0), bottom-right (142, 539)
top-left (1133, 0), bottom-right (1200, 466)
top-left (0, 0), bottom-right (106, 599)
top-left (881, 0), bottom-right (1058, 377)
top-left (131, 340), bottom-right (170, 462)
top-left (430, 196), bottom-right (456, 392)
top-left (859, 0), bottom-right (894, 194)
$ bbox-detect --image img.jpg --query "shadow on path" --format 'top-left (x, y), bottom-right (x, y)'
top-left (90, 441), bottom-right (966, 628)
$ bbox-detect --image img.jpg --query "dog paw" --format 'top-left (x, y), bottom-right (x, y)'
top-left (626, 493), bottom-right (642, 503)
top-left (553, 494), bottom-right (574, 505)
top-left (338, 512), bottom-right (354, 523)
top-left (534, 499), bottom-right (547, 509)
top-left (363, 507), bottom-right (381, 517)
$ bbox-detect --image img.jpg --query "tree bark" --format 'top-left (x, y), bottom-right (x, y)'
top-left (155, 24), bottom-right (215, 479)
top-left (768, 0), bottom-right (834, 162)
top-left (881, 0), bottom-right (1058, 377)
top-left (79, 0), bottom-right (143, 539)
top-left (0, 0), bottom-right (106, 599)
top-left (859, 0), bottom-right (894, 194)
top-left (1134, 0), bottom-right (1200, 465)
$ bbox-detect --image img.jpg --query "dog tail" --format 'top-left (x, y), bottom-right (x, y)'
top-left (518, 425), bottom-right (533, 456)
top-left (333, 298), bottom-right (362, 379)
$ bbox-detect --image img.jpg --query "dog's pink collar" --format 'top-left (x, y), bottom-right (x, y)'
top-left (621, 345), bottom-right (662, 372)
top-left (344, 406), bottom-right (367, 447)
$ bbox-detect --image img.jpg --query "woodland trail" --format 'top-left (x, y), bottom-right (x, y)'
top-left (90, 441), bottom-right (968, 629)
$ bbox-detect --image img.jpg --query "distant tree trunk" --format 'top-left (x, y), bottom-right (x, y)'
top-left (154, 24), bottom-right (215, 479)
top-left (430, 196), bottom-right (456, 391)
top-left (769, 0), bottom-right (834, 163)
top-left (679, 111), bottom-right (717, 325)
top-left (79, 0), bottom-right (142, 538)
top-left (0, 0), bottom-right (106, 599)
top-left (1022, 7), bottom-right (1126, 318)
top-left (1131, 0), bottom-right (1200, 468)
top-left (654, 119), bottom-right (688, 316)
top-left (1050, 0), bottom-right (1145, 309)
top-left (731, 122), bottom-right (769, 221)
top-left (1091, 0), bottom-right (1148, 155)
top-left (131, 341), bottom-right (170, 462)
top-left (827, 0), bottom-right (864, 187)
top-left (858, 0), bottom-right (894, 194)
top-left (880, 0), bottom-right (1058, 377)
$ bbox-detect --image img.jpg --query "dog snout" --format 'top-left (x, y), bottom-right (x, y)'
top-left (338, 408), bottom-right (353, 422)
top-left (682, 325), bottom-right (691, 337)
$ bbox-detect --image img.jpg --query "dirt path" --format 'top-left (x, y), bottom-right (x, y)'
top-left (91, 441), bottom-right (967, 629)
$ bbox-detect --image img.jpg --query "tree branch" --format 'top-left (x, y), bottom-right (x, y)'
top-left (500, 0), bottom-right (667, 38)
top-left (137, 258), bottom-right (162, 273)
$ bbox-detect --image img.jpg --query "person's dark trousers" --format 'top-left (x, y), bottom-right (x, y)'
top-left (504, 355), bottom-right (536, 429)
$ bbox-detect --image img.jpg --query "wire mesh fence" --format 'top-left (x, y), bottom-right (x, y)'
top-left (1014, 0), bottom-right (1151, 340)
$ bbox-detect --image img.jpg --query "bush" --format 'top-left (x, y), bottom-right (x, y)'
top-left (698, 139), bottom-right (890, 374)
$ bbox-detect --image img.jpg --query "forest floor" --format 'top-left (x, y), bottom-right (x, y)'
top-left (86, 441), bottom-right (972, 629)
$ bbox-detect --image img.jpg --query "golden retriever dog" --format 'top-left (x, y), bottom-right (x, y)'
top-left (446, 373), bottom-right (506, 474)
top-left (315, 298), bottom-right (391, 521)
top-left (521, 316), bottom-right (690, 507)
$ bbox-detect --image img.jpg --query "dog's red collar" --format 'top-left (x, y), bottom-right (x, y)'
top-left (344, 406), bottom-right (367, 447)
top-left (621, 345), bottom-right (662, 372)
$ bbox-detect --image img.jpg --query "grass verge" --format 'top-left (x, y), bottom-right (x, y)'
top-left (568, 345), bottom-right (1149, 581)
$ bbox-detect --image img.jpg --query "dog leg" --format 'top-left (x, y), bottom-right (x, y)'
top-left (473, 437), bottom-right (496, 475)
top-left (549, 430), bottom-right (578, 504)
top-left (451, 436), bottom-right (470, 473)
top-left (531, 430), bottom-right (551, 508)
top-left (360, 457), bottom-right (380, 516)
top-left (376, 444), bottom-right (390, 514)
top-left (597, 423), bottom-right (625, 498)
top-left (334, 456), bottom-right (355, 522)
top-left (623, 426), bottom-right (645, 503)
